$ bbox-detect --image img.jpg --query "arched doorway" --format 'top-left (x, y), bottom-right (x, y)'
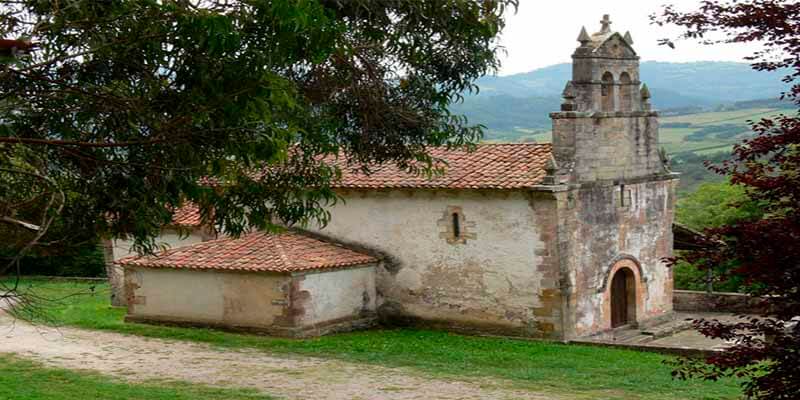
top-left (610, 267), bottom-right (636, 328)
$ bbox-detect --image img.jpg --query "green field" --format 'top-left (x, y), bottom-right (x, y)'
top-left (658, 108), bottom-right (781, 156)
top-left (662, 108), bottom-right (780, 125)
top-left (486, 107), bottom-right (782, 153)
top-left (5, 279), bottom-right (743, 400)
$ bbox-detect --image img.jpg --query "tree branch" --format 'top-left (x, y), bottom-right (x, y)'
top-left (0, 137), bottom-right (173, 148)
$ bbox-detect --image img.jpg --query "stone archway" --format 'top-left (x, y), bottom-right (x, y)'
top-left (601, 257), bottom-right (645, 330)
top-left (610, 267), bottom-right (636, 328)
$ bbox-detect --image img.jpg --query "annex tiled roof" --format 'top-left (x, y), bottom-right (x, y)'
top-left (330, 143), bottom-right (552, 190)
top-left (115, 231), bottom-right (377, 273)
top-left (170, 203), bottom-right (202, 227)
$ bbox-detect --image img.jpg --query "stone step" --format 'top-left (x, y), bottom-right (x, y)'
top-left (585, 315), bottom-right (695, 345)
top-left (640, 318), bottom-right (693, 339)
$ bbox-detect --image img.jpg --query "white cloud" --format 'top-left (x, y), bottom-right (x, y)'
top-left (496, 0), bottom-right (761, 76)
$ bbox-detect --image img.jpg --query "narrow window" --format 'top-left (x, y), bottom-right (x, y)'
top-left (618, 184), bottom-right (633, 209)
top-left (452, 212), bottom-right (461, 239)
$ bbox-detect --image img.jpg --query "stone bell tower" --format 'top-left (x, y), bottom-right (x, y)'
top-left (550, 15), bottom-right (666, 183)
top-left (544, 16), bottom-right (678, 339)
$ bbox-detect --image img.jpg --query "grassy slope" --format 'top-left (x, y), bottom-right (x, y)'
top-left (0, 353), bottom-right (272, 400)
top-left (6, 279), bottom-right (743, 400)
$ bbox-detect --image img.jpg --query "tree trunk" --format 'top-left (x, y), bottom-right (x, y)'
top-left (101, 239), bottom-right (127, 307)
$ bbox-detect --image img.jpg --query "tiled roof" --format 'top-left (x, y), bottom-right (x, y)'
top-left (170, 203), bottom-right (202, 227)
top-left (115, 231), bottom-right (377, 273)
top-left (330, 143), bottom-right (552, 190)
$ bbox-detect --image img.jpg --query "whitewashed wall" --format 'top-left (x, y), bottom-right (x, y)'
top-left (310, 189), bottom-right (547, 333)
top-left (126, 267), bottom-right (289, 328)
top-left (296, 265), bottom-right (376, 327)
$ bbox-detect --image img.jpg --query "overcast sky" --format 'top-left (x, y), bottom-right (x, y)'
top-left (496, 0), bottom-right (760, 76)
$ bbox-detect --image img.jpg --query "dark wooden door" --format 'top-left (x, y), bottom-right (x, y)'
top-left (611, 272), bottom-right (628, 328)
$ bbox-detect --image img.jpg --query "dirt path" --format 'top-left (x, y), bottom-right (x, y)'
top-left (0, 316), bottom-right (559, 400)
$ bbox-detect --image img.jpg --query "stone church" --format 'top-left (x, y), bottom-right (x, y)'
top-left (114, 16), bottom-right (678, 340)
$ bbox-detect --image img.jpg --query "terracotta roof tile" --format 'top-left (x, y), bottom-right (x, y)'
top-left (170, 203), bottom-right (202, 227)
top-left (329, 143), bottom-right (552, 190)
top-left (115, 231), bottom-right (377, 273)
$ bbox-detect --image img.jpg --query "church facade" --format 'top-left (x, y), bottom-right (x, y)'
top-left (117, 16), bottom-right (678, 340)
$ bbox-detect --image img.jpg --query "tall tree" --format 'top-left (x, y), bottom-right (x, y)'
top-left (0, 1), bottom-right (516, 277)
top-left (653, 1), bottom-right (800, 398)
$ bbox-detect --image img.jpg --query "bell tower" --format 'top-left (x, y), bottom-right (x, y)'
top-left (550, 15), bottom-right (665, 183)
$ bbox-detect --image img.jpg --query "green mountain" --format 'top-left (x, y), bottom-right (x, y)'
top-left (451, 61), bottom-right (790, 137)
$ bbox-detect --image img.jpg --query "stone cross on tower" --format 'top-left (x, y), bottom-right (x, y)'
top-left (600, 14), bottom-right (612, 33)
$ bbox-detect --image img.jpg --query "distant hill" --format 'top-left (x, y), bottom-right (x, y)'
top-left (451, 61), bottom-right (790, 136)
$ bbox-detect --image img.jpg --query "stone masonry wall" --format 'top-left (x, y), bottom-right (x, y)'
top-left (551, 112), bottom-right (662, 183)
top-left (560, 178), bottom-right (677, 338)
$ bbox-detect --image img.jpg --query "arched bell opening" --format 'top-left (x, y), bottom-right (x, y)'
top-left (600, 72), bottom-right (615, 112)
top-left (619, 72), bottom-right (633, 111)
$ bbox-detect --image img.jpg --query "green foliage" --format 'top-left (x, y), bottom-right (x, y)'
top-left (673, 260), bottom-right (747, 293)
top-left (674, 181), bottom-right (764, 292)
top-left (17, 279), bottom-right (743, 400)
top-left (0, 1), bottom-right (516, 257)
top-left (0, 353), bottom-right (273, 400)
top-left (664, 151), bottom-right (733, 195)
top-left (676, 181), bottom-right (764, 231)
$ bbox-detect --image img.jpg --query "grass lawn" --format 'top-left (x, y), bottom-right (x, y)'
top-left (6, 279), bottom-right (744, 400)
top-left (0, 353), bottom-right (272, 400)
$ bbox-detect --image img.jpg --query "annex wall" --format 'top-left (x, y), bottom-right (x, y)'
top-left (107, 228), bottom-right (206, 306)
top-left (310, 189), bottom-right (557, 337)
top-left (291, 265), bottom-right (378, 334)
top-left (124, 268), bottom-right (290, 329)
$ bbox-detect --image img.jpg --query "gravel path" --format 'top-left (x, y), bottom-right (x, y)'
top-left (0, 316), bottom-right (561, 400)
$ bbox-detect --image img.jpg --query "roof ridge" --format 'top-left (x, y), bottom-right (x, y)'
top-left (272, 232), bottom-right (296, 271)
